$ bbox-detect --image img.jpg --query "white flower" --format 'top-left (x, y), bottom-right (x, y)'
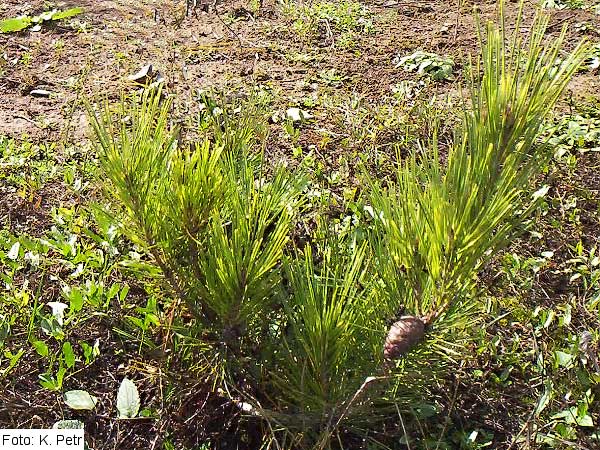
top-left (47, 302), bottom-right (69, 326)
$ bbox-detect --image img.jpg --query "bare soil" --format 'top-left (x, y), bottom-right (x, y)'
top-left (1, 1), bottom-right (598, 142)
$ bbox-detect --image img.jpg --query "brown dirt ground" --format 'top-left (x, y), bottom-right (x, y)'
top-left (1, 0), bottom-right (598, 143)
top-left (1, 1), bottom-right (600, 449)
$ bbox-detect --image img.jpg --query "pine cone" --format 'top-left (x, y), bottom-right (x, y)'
top-left (383, 315), bottom-right (426, 360)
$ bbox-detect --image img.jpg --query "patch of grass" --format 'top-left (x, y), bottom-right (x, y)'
top-left (547, 108), bottom-right (600, 158)
top-left (280, 0), bottom-right (374, 47)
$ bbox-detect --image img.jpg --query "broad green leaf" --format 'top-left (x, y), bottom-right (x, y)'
top-left (65, 287), bottom-right (84, 313)
top-left (119, 284), bottom-right (130, 302)
top-left (32, 340), bottom-right (49, 357)
top-left (0, 16), bottom-right (32, 33)
top-left (52, 7), bottom-right (84, 21)
top-left (552, 407), bottom-right (594, 427)
top-left (62, 342), bottom-right (76, 368)
top-left (64, 390), bottom-right (97, 410)
top-left (117, 377), bottom-right (140, 418)
top-left (555, 350), bottom-right (574, 367)
top-left (106, 283), bottom-right (120, 301)
top-left (40, 317), bottom-right (64, 340)
top-left (39, 372), bottom-right (58, 390)
top-left (534, 380), bottom-right (553, 417)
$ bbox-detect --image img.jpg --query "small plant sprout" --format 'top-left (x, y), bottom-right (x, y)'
top-left (395, 51), bottom-right (455, 81)
top-left (0, 8), bottom-right (83, 33)
top-left (117, 377), bottom-right (140, 419)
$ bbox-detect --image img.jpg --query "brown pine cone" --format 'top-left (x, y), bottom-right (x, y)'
top-left (383, 315), bottom-right (426, 360)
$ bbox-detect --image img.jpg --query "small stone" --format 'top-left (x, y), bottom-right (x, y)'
top-left (30, 89), bottom-right (52, 98)
top-left (128, 64), bottom-right (153, 83)
top-left (286, 107), bottom-right (312, 122)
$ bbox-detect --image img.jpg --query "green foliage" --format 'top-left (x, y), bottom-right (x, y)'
top-left (480, 268), bottom-right (600, 447)
top-left (308, 1), bottom-right (373, 32)
top-left (86, 9), bottom-right (589, 448)
top-left (548, 112), bottom-right (600, 158)
top-left (88, 91), bottom-right (306, 347)
top-left (276, 240), bottom-right (379, 413)
top-left (281, 0), bottom-right (374, 46)
top-left (395, 51), bottom-right (455, 81)
top-left (0, 8), bottom-right (83, 33)
top-left (369, 11), bottom-right (587, 326)
top-left (0, 164), bottom-right (130, 386)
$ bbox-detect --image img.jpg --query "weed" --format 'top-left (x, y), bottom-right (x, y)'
top-left (547, 111), bottom-right (600, 158)
top-left (0, 7), bottom-right (83, 33)
top-left (318, 67), bottom-right (347, 86)
top-left (541, 0), bottom-right (587, 9)
top-left (395, 50), bottom-right (455, 81)
top-left (281, 0), bottom-right (374, 46)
